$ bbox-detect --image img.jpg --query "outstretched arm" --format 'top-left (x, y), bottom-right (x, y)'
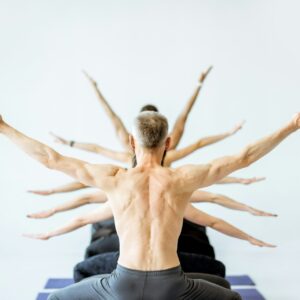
top-left (169, 66), bottom-right (212, 150)
top-left (83, 71), bottom-right (130, 150)
top-left (0, 117), bottom-right (122, 189)
top-left (165, 121), bottom-right (244, 165)
top-left (24, 203), bottom-right (113, 240)
top-left (50, 132), bottom-right (130, 163)
top-left (216, 176), bottom-right (265, 185)
top-left (190, 190), bottom-right (277, 217)
top-left (28, 181), bottom-right (89, 196)
top-left (184, 204), bottom-right (276, 247)
top-left (27, 191), bottom-right (107, 219)
top-left (178, 113), bottom-right (300, 190)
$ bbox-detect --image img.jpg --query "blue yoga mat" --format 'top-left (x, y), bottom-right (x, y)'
top-left (44, 278), bottom-right (74, 289)
top-left (226, 275), bottom-right (255, 286)
top-left (234, 288), bottom-right (265, 300)
top-left (36, 293), bottom-right (49, 300)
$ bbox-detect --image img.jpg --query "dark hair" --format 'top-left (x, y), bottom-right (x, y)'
top-left (139, 104), bottom-right (159, 113)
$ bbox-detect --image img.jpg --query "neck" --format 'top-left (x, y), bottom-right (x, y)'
top-left (135, 149), bottom-right (164, 167)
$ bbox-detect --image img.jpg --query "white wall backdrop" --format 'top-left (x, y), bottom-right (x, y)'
top-left (0, 1), bottom-right (299, 299)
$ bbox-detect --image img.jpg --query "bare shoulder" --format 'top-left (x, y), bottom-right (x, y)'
top-left (175, 164), bottom-right (210, 177)
top-left (84, 164), bottom-right (126, 189)
top-left (173, 164), bottom-right (211, 191)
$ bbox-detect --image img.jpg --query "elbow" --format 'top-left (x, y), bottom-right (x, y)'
top-left (45, 150), bottom-right (60, 169)
top-left (238, 151), bottom-right (252, 168)
top-left (210, 193), bottom-right (219, 203)
top-left (75, 217), bottom-right (89, 227)
top-left (208, 218), bottom-right (221, 229)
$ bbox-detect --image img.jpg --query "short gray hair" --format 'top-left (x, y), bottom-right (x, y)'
top-left (132, 111), bottom-right (169, 148)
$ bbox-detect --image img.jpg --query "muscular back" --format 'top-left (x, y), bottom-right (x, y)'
top-left (105, 166), bottom-right (192, 271)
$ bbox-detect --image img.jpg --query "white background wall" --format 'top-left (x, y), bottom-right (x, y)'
top-left (0, 1), bottom-right (299, 299)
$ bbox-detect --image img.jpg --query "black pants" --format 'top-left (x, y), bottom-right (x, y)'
top-left (50, 264), bottom-right (241, 300)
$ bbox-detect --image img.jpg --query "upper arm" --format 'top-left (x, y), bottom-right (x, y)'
top-left (50, 153), bottom-right (123, 189)
top-left (177, 154), bottom-right (244, 191)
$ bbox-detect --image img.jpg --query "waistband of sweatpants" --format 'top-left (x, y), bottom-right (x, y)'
top-left (116, 264), bottom-right (182, 276)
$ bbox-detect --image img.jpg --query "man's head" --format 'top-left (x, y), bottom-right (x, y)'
top-left (139, 104), bottom-right (159, 113)
top-left (131, 111), bottom-right (169, 150)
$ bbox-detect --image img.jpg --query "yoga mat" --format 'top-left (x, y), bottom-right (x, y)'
top-left (44, 278), bottom-right (74, 289)
top-left (226, 275), bottom-right (255, 286)
top-left (234, 288), bottom-right (265, 300)
top-left (36, 293), bottom-right (49, 300)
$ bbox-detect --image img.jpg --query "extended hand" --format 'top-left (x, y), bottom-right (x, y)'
top-left (27, 209), bottom-right (55, 219)
top-left (248, 207), bottom-right (277, 217)
top-left (82, 70), bottom-right (97, 86)
top-left (50, 132), bottom-right (69, 145)
top-left (240, 176), bottom-right (266, 185)
top-left (248, 237), bottom-right (276, 248)
top-left (28, 189), bottom-right (54, 196)
top-left (229, 120), bottom-right (246, 135)
top-left (23, 233), bottom-right (50, 240)
top-left (199, 66), bottom-right (213, 83)
top-left (292, 112), bottom-right (300, 129)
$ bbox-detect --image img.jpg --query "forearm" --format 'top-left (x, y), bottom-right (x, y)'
top-left (190, 190), bottom-right (276, 216)
top-left (72, 142), bottom-right (130, 163)
top-left (51, 182), bottom-right (89, 193)
top-left (84, 72), bottom-right (130, 149)
top-left (190, 190), bottom-right (249, 212)
top-left (25, 203), bottom-right (113, 240)
top-left (216, 176), bottom-right (265, 185)
top-left (28, 181), bottom-right (89, 196)
top-left (210, 194), bottom-right (254, 213)
top-left (1, 123), bottom-right (59, 168)
top-left (169, 85), bottom-right (201, 149)
top-left (169, 67), bottom-right (213, 150)
top-left (210, 219), bottom-right (251, 242)
top-left (204, 118), bottom-right (298, 187)
top-left (167, 132), bottom-right (232, 164)
top-left (56, 192), bottom-right (107, 211)
top-left (28, 192), bottom-right (108, 219)
top-left (46, 218), bottom-right (89, 239)
top-left (185, 204), bottom-right (250, 241)
top-left (238, 122), bottom-right (296, 168)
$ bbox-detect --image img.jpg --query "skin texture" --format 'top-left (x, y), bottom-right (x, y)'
top-left (1, 113), bottom-right (299, 270)
top-left (27, 188), bottom-right (276, 219)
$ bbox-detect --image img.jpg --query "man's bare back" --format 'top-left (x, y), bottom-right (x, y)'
top-left (109, 165), bottom-right (190, 270)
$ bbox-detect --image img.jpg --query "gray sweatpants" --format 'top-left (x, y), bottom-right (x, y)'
top-left (48, 264), bottom-right (241, 300)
